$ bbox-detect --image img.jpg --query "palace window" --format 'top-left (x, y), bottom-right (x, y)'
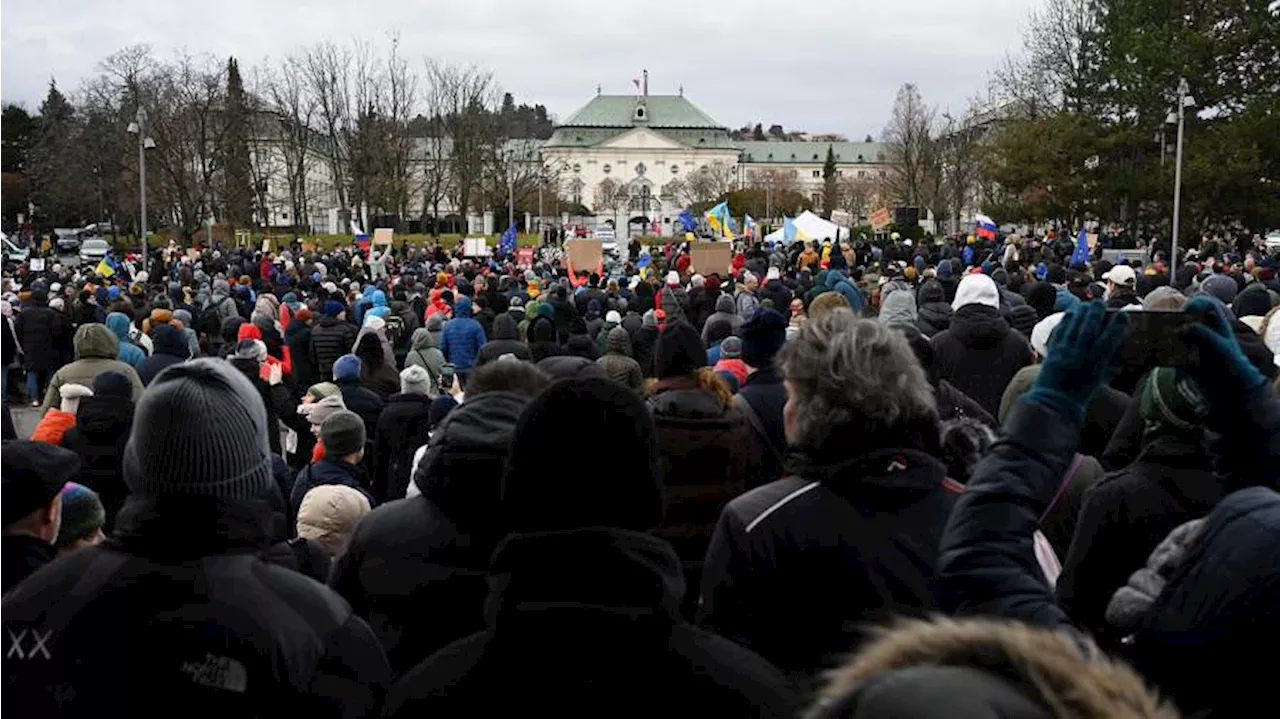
top-left (812, 170), bottom-right (820, 178)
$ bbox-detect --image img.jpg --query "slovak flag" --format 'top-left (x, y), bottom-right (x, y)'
top-left (974, 213), bottom-right (998, 241)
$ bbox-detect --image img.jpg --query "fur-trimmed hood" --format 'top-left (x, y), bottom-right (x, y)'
top-left (808, 618), bottom-right (1174, 718)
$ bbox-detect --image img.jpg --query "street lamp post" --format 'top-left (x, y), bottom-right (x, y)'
top-left (127, 108), bottom-right (155, 279)
top-left (1166, 78), bottom-right (1194, 283)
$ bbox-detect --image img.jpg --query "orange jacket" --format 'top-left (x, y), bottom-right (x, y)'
top-left (30, 409), bottom-right (76, 445)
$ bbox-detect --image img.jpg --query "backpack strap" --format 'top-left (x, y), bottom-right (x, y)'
top-left (1039, 453), bottom-right (1085, 525)
top-left (733, 394), bottom-right (786, 469)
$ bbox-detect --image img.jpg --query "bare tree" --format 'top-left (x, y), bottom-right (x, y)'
top-left (300, 42), bottom-right (354, 228)
top-left (593, 178), bottom-right (626, 229)
top-left (994, 0), bottom-right (1099, 116)
top-left (936, 102), bottom-right (987, 234)
top-left (835, 176), bottom-right (874, 222)
top-left (883, 83), bottom-right (938, 211)
top-left (259, 58), bottom-right (312, 230)
top-left (422, 60), bottom-right (500, 227)
top-left (685, 161), bottom-right (736, 204)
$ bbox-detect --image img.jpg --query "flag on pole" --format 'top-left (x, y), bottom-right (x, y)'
top-left (1071, 228), bottom-right (1091, 265)
top-left (973, 213), bottom-right (998, 241)
top-left (705, 202), bottom-right (735, 240)
top-left (95, 258), bottom-right (115, 278)
top-left (678, 209), bottom-right (698, 232)
top-left (351, 217), bottom-right (370, 252)
top-left (499, 224), bottom-right (517, 258)
top-left (743, 215), bottom-right (757, 239)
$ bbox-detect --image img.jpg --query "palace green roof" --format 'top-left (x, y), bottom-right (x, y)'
top-left (735, 141), bottom-right (888, 164)
top-left (559, 95), bottom-right (726, 129)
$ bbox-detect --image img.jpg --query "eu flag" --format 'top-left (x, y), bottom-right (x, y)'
top-left (678, 209), bottom-right (697, 233)
top-left (1071, 228), bottom-right (1090, 266)
top-left (499, 224), bottom-right (517, 258)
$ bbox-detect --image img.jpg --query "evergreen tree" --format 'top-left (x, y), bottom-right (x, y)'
top-left (821, 146), bottom-right (838, 217)
top-left (223, 57), bottom-right (254, 231)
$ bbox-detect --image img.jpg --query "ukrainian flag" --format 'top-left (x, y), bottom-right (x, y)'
top-left (95, 258), bottom-right (115, 277)
top-left (705, 202), bottom-right (735, 239)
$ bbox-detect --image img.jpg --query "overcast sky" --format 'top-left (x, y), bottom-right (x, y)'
top-left (2, 0), bottom-right (1030, 138)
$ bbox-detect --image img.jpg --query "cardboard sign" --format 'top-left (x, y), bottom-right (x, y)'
top-left (261, 238), bottom-right (272, 253)
top-left (830, 209), bottom-right (852, 228)
top-left (870, 207), bottom-right (893, 231)
top-left (29, 258), bottom-right (45, 271)
top-left (689, 242), bottom-right (733, 277)
top-left (565, 239), bottom-right (603, 270)
top-left (374, 228), bottom-right (394, 247)
top-left (463, 237), bottom-right (490, 257)
top-left (1087, 233), bottom-right (1099, 250)
top-left (300, 241), bottom-right (318, 253)
top-left (516, 247), bottom-right (535, 269)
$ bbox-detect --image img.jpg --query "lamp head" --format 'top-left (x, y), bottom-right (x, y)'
top-left (127, 122), bottom-right (139, 134)
top-left (144, 137), bottom-right (156, 150)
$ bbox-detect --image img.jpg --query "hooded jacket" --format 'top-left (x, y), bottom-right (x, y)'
top-left (136, 324), bottom-right (191, 386)
top-left (39, 324), bottom-right (145, 416)
top-left (877, 289), bottom-right (918, 325)
top-left (915, 280), bottom-right (952, 336)
top-left (404, 328), bottom-right (445, 394)
top-left (3, 495), bottom-right (390, 714)
top-left (330, 391), bottom-right (530, 677)
top-left (284, 317), bottom-right (317, 391)
top-left (380, 528), bottom-right (797, 717)
top-left (59, 395), bottom-right (135, 529)
top-left (525, 314), bottom-right (561, 363)
top-left (701, 294), bottom-right (742, 345)
top-left (930, 304), bottom-right (1032, 418)
top-left (371, 392), bottom-right (435, 502)
top-left (475, 313), bottom-right (531, 365)
top-left (596, 326), bottom-right (644, 391)
top-left (106, 312), bottom-right (147, 367)
top-left (808, 618), bottom-right (1174, 718)
top-left (440, 297), bottom-right (486, 371)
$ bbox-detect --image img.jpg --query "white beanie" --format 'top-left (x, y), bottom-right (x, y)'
top-left (1030, 313), bottom-right (1065, 358)
top-left (59, 383), bottom-right (93, 415)
top-left (666, 271), bottom-right (680, 286)
top-left (766, 267), bottom-right (781, 282)
top-left (605, 310), bottom-right (621, 324)
top-left (951, 273), bottom-right (1001, 311)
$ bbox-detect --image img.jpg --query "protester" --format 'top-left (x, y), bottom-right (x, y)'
top-left (296, 483), bottom-right (372, 558)
top-left (647, 320), bottom-right (762, 618)
top-left (700, 309), bottom-right (961, 680)
top-left (404, 326), bottom-right (445, 393)
top-left (330, 360), bottom-right (550, 676)
top-left (58, 371), bottom-right (135, 529)
top-left (380, 377), bottom-right (797, 716)
top-left (440, 295), bottom-right (486, 385)
top-left (135, 323), bottom-right (191, 385)
top-left (331, 353), bottom-right (384, 444)
top-left (475, 312), bottom-right (531, 365)
top-left (14, 290), bottom-right (68, 406)
top-left (290, 410), bottom-right (374, 518)
top-left (2, 360), bottom-right (391, 713)
top-left (53, 482), bottom-right (107, 553)
top-left (733, 308), bottom-right (790, 483)
top-left (930, 273), bottom-right (1033, 417)
top-left (596, 325), bottom-right (644, 391)
top-left (371, 365), bottom-right (435, 501)
top-left (105, 311), bottom-right (146, 367)
top-left (310, 300), bottom-right (358, 381)
top-left (37, 323), bottom-right (144, 415)
top-left (30, 382), bottom-right (91, 444)
top-left (2, 441), bottom-right (78, 591)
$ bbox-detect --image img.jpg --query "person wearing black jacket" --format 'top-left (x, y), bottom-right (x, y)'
top-left (631, 309), bottom-right (660, 377)
top-left (310, 301), bottom-right (358, 381)
top-left (1055, 366), bottom-right (1228, 646)
top-left (2, 441), bottom-right (78, 593)
top-left (136, 324), bottom-right (191, 386)
top-left (59, 371), bottom-right (135, 531)
top-left (13, 290), bottom-right (67, 405)
top-left (381, 377), bottom-right (796, 717)
top-left (330, 361), bottom-right (549, 677)
top-left (370, 366), bottom-right (435, 502)
top-left (930, 273), bottom-right (1033, 418)
top-left (284, 307), bottom-right (316, 392)
top-left (734, 308), bottom-right (790, 484)
top-left (699, 312), bottom-right (961, 681)
top-left (2, 360), bottom-right (390, 715)
top-left (937, 299), bottom-right (1280, 718)
top-left (331, 354), bottom-right (384, 446)
top-left (475, 313), bottom-right (531, 365)
top-left (229, 341), bottom-right (296, 458)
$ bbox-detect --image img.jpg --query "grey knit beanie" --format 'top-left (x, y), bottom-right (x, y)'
top-left (123, 358), bottom-right (273, 500)
top-left (400, 364), bottom-right (432, 396)
top-left (321, 410), bottom-right (366, 457)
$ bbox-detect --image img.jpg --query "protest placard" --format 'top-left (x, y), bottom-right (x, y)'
top-left (689, 242), bottom-right (733, 277)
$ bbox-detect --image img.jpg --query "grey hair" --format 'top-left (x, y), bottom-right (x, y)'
top-left (778, 308), bottom-right (937, 453)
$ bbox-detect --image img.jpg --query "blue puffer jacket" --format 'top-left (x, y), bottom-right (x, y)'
top-left (440, 297), bottom-right (487, 371)
top-left (106, 312), bottom-right (146, 367)
top-left (826, 271), bottom-right (864, 313)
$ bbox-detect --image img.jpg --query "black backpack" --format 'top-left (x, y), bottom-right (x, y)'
top-left (198, 303), bottom-right (224, 338)
top-left (384, 315), bottom-right (405, 349)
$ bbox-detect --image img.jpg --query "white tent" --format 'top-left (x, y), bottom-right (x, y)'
top-left (764, 210), bottom-right (846, 244)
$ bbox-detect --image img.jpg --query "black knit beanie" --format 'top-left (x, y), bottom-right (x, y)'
top-left (739, 307), bottom-right (788, 369)
top-left (123, 358), bottom-right (273, 500)
top-left (654, 321), bottom-right (706, 379)
top-left (504, 377), bottom-right (663, 533)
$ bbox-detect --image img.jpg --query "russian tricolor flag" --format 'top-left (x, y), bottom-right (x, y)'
top-left (973, 213), bottom-right (998, 241)
top-left (352, 218), bottom-right (370, 252)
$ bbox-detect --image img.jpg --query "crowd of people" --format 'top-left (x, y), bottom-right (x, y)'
top-left (2, 227), bottom-right (1279, 716)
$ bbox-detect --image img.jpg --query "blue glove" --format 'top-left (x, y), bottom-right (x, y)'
top-left (1181, 295), bottom-right (1267, 409)
top-left (1026, 301), bottom-right (1128, 422)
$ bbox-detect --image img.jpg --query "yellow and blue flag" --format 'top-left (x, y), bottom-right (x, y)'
top-left (95, 258), bottom-right (115, 277)
top-left (705, 202), bottom-right (735, 239)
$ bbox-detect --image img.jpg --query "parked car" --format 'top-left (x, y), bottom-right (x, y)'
top-left (78, 238), bottom-right (111, 264)
top-left (2, 235), bottom-right (30, 263)
top-left (54, 228), bottom-right (83, 252)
